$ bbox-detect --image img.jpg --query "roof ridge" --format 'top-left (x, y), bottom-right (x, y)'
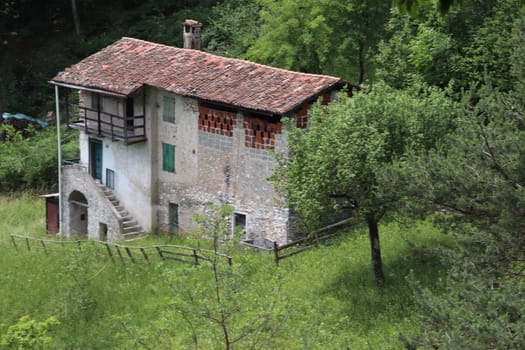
top-left (118, 37), bottom-right (343, 81)
top-left (52, 37), bottom-right (349, 115)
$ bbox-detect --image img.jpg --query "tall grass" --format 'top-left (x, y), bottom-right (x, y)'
top-left (0, 194), bottom-right (452, 349)
top-left (0, 192), bottom-right (47, 237)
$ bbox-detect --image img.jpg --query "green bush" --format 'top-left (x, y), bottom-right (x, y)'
top-left (0, 315), bottom-right (60, 350)
top-left (0, 125), bottom-right (78, 193)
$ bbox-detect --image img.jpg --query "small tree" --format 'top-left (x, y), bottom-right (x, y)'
top-left (165, 204), bottom-right (288, 349)
top-left (272, 82), bottom-right (458, 286)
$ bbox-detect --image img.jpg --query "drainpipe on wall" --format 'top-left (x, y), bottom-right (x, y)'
top-left (55, 85), bottom-right (63, 236)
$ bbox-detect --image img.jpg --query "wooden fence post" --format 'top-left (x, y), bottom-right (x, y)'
top-left (40, 240), bottom-right (47, 254)
top-left (125, 247), bottom-right (135, 263)
top-left (115, 245), bottom-right (125, 264)
top-left (10, 236), bottom-right (18, 251)
top-left (140, 248), bottom-right (149, 263)
top-left (156, 246), bottom-right (164, 259)
top-left (104, 242), bottom-right (115, 263)
top-left (273, 241), bottom-right (280, 266)
top-left (25, 237), bottom-right (31, 252)
top-left (193, 249), bottom-right (199, 265)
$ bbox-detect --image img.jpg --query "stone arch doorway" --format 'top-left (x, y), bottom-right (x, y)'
top-left (69, 190), bottom-right (88, 235)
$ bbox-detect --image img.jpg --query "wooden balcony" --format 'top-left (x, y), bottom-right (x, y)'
top-left (69, 106), bottom-right (146, 144)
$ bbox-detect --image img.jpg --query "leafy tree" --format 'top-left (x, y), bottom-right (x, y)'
top-left (399, 10), bottom-right (525, 347)
top-left (246, 0), bottom-right (391, 83)
top-left (400, 86), bottom-right (525, 349)
top-left (272, 82), bottom-right (459, 286)
top-left (202, 0), bottom-right (261, 58)
top-left (394, 0), bottom-right (460, 15)
top-left (377, 0), bottom-right (521, 92)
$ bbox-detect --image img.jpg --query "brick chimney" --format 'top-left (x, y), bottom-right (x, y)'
top-left (182, 19), bottom-right (202, 50)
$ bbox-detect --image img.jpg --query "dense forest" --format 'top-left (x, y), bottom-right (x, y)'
top-left (1, 0), bottom-right (524, 348)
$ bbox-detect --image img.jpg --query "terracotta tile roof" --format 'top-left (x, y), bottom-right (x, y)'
top-left (51, 37), bottom-right (345, 115)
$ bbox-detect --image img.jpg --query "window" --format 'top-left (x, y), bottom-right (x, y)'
top-left (106, 169), bottom-right (115, 189)
top-left (91, 93), bottom-right (104, 111)
top-left (163, 96), bottom-right (175, 123)
top-left (99, 223), bottom-right (108, 241)
top-left (169, 203), bottom-right (179, 232)
top-left (162, 143), bottom-right (175, 172)
top-left (233, 212), bottom-right (247, 237)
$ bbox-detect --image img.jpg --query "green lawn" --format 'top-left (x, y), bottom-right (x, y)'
top-left (0, 193), bottom-right (452, 349)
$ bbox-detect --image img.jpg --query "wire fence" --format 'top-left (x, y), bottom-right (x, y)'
top-left (9, 217), bottom-right (353, 267)
top-left (9, 234), bottom-right (232, 266)
top-left (272, 217), bottom-right (354, 266)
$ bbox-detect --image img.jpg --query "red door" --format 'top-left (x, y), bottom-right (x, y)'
top-left (46, 197), bottom-right (59, 235)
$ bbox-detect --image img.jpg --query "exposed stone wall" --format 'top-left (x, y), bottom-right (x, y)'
top-left (154, 101), bottom-right (291, 243)
top-left (61, 166), bottom-right (122, 241)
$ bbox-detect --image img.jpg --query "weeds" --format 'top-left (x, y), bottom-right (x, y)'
top-left (0, 194), bottom-right (450, 349)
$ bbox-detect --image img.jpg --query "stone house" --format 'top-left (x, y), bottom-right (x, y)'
top-left (50, 21), bottom-right (349, 244)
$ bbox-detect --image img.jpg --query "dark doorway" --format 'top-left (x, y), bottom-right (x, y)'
top-left (69, 191), bottom-right (88, 235)
top-left (169, 203), bottom-right (179, 233)
top-left (99, 223), bottom-right (108, 241)
top-left (126, 98), bottom-right (134, 131)
top-left (89, 138), bottom-right (103, 181)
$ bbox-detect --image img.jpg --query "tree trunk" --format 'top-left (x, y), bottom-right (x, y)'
top-left (366, 216), bottom-right (385, 286)
top-left (71, 0), bottom-right (81, 37)
top-left (357, 39), bottom-right (365, 85)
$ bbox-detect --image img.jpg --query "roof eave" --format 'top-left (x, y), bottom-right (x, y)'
top-left (49, 80), bottom-right (130, 98)
top-left (284, 80), bottom-right (350, 114)
top-left (197, 97), bottom-right (278, 117)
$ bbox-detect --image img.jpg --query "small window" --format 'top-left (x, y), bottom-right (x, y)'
top-left (106, 169), bottom-right (115, 189)
top-left (126, 98), bottom-right (134, 130)
top-left (91, 93), bottom-right (104, 111)
top-left (233, 212), bottom-right (247, 237)
top-left (169, 203), bottom-right (179, 232)
top-left (99, 223), bottom-right (108, 241)
top-left (163, 96), bottom-right (175, 123)
top-left (162, 143), bottom-right (175, 172)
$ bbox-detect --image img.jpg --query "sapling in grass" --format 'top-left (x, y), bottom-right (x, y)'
top-left (164, 204), bottom-right (289, 350)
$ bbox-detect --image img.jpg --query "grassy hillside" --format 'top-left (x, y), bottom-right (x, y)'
top-left (0, 194), bottom-right (452, 349)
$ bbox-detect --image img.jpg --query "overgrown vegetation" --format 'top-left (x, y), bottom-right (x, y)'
top-left (0, 194), bottom-right (450, 349)
top-left (2, 0), bottom-right (524, 349)
top-left (0, 125), bottom-right (77, 192)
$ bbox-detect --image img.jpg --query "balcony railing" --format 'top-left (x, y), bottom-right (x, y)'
top-left (69, 106), bottom-right (146, 144)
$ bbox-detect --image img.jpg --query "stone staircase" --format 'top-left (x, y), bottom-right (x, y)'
top-left (98, 184), bottom-right (146, 241)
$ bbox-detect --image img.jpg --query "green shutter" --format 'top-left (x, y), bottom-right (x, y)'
top-left (163, 96), bottom-right (175, 123)
top-left (163, 143), bottom-right (175, 172)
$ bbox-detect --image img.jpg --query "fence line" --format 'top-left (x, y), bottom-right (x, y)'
top-left (272, 217), bottom-right (354, 266)
top-left (10, 217), bottom-right (352, 268)
top-left (9, 234), bottom-right (232, 266)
